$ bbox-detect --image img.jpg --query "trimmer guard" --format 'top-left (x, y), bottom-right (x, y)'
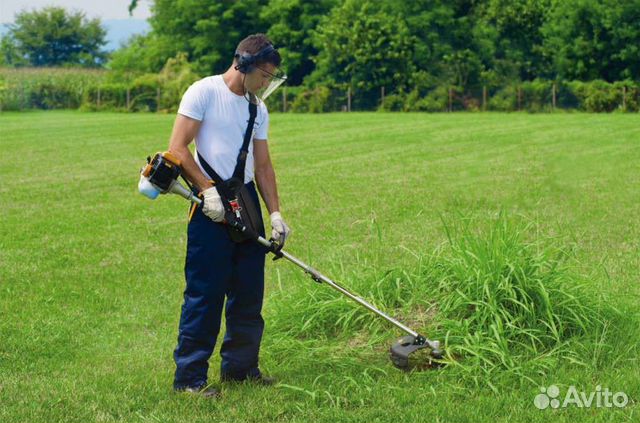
top-left (390, 335), bottom-right (444, 369)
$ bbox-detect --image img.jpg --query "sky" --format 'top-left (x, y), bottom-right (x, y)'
top-left (0, 0), bottom-right (152, 23)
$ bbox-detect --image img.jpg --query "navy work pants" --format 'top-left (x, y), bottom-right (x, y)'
top-left (173, 182), bottom-right (267, 389)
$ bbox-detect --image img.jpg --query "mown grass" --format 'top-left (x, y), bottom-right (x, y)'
top-left (0, 111), bottom-right (639, 422)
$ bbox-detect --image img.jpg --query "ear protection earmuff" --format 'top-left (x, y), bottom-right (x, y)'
top-left (234, 44), bottom-right (277, 74)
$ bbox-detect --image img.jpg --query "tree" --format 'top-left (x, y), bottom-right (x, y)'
top-left (311, 0), bottom-right (416, 94)
top-left (475, 0), bottom-right (553, 81)
top-left (124, 0), bottom-right (332, 80)
top-left (107, 34), bottom-right (173, 76)
top-left (0, 36), bottom-right (26, 66)
top-left (3, 7), bottom-right (107, 67)
top-left (542, 0), bottom-right (640, 81)
top-left (260, 0), bottom-right (338, 85)
top-left (145, 0), bottom-right (270, 75)
top-left (384, 0), bottom-right (458, 90)
top-left (124, 0), bottom-right (640, 88)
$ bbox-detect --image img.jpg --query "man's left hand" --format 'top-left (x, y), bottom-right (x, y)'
top-left (270, 211), bottom-right (290, 248)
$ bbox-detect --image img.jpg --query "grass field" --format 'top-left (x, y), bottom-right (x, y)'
top-left (1, 111), bottom-right (639, 422)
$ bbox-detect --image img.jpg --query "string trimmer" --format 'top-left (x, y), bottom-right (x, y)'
top-left (138, 152), bottom-right (444, 369)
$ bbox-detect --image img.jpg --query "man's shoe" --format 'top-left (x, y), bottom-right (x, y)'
top-left (176, 384), bottom-right (221, 399)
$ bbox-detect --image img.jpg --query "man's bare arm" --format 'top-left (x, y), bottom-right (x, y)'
top-left (167, 114), bottom-right (213, 192)
top-left (253, 140), bottom-right (280, 214)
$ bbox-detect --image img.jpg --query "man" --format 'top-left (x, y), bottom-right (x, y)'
top-left (167, 34), bottom-right (290, 398)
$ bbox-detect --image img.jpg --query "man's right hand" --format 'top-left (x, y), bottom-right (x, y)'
top-left (201, 187), bottom-right (225, 222)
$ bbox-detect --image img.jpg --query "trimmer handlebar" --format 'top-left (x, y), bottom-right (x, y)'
top-left (171, 183), bottom-right (284, 256)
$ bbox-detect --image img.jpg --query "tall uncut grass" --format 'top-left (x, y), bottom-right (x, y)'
top-left (422, 214), bottom-right (618, 387)
top-left (271, 213), bottom-right (619, 390)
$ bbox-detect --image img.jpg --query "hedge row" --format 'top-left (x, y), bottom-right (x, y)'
top-left (377, 80), bottom-right (639, 113)
top-left (1, 67), bottom-right (638, 113)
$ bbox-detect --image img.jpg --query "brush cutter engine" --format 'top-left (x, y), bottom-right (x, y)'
top-left (138, 152), bottom-right (200, 203)
top-left (142, 152), bottom-right (181, 192)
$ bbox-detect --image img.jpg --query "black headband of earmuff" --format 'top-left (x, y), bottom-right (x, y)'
top-left (234, 44), bottom-right (277, 74)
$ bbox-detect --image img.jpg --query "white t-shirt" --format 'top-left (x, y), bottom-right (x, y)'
top-left (178, 75), bottom-right (269, 184)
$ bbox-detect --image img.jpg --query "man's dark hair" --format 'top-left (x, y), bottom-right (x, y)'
top-left (235, 33), bottom-right (281, 67)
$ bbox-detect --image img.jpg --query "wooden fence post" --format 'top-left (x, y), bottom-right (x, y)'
top-left (518, 86), bottom-right (522, 111)
top-left (97, 86), bottom-right (101, 109)
top-left (448, 87), bottom-right (453, 112)
top-left (126, 87), bottom-right (131, 111)
top-left (381, 86), bottom-right (385, 106)
top-left (156, 87), bottom-right (161, 111)
top-left (483, 85), bottom-right (487, 111)
top-left (552, 83), bottom-right (557, 110)
top-left (282, 86), bottom-right (287, 113)
top-left (622, 86), bottom-right (627, 110)
top-left (347, 86), bottom-right (351, 112)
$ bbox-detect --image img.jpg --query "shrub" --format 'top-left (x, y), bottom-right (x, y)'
top-left (568, 80), bottom-right (639, 112)
top-left (421, 86), bottom-right (455, 112)
top-left (488, 86), bottom-right (518, 111)
top-left (379, 93), bottom-right (406, 112)
top-left (570, 80), bottom-right (620, 112)
top-left (129, 74), bottom-right (160, 112)
top-left (264, 85), bottom-right (304, 113)
top-left (289, 86), bottom-right (334, 113)
top-left (613, 80), bottom-right (639, 112)
top-left (519, 79), bottom-right (553, 112)
top-left (80, 53), bottom-right (200, 112)
top-left (82, 82), bottom-right (128, 111)
top-left (156, 53), bottom-right (200, 112)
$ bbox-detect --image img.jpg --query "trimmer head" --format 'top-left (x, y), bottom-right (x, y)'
top-left (390, 335), bottom-right (444, 370)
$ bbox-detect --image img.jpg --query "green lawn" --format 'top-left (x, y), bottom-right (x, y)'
top-left (0, 111), bottom-right (638, 422)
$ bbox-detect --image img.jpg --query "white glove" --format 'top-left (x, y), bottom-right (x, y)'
top-left (201, 187), bottom-right (225, 222)
top-left (270, 211), bottom-right (290, 247)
